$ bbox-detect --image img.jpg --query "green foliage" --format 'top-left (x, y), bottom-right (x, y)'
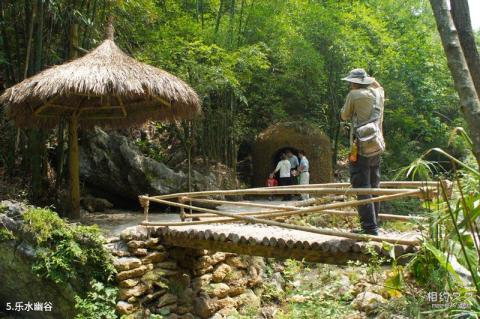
top-left (261, 281), bottom-right (286, 303)
top-left (276, 299), bottom-right (355, 319)
top-left (272, 263), bottom-right (359, 319)
top-left (0, 202), bottom-right (13, 241)
top-left (283, 259), bottom-right (304, 282)
top-left (22, 208), bottom-right (116, 286)
top-left (401, 128), bottom-right (480, 316)
top-left (229, 304), bottom-right (259, 319)
top-left (365, 244), bottom-right (386, 283)
top-left (0, 227), bottom-right (15, 241)
top-left (74, 280), bottom-right (118, 319)
top-left (23, 208), bottom-right (66, 244)
top-left (135, 138), bottom-right (169, 164)
top-left (21, 208), bottom-right (118, 317)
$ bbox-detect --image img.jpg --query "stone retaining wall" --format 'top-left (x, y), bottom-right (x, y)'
top-left (108, 226), bottom-right (264, 319)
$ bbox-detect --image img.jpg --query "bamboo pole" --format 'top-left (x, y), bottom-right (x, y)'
top-left (183, 208), bottom-right (425, 222)
top-left (247, 189), bottom-right (424, 220)
top-left (141, 189), bottom-right (425, 226)
top-left (142, 219), bottom-right (238, 226)
top-left (186, 197), bottom-right (299, 210)
top-left (297, 209), bottom-right (425, 222)
top-left (152, 187), bottom-right (425, 201)
top-left (146, 189), bottom-right (423, 220)
top-left (138, 207), bottom-right (424, 227)
top-left (179, 197), bottom-right (186, 221)
top-left (254, 181), bottom-right (442, 190)
top-left (139, 195), bottom-right (149, 223)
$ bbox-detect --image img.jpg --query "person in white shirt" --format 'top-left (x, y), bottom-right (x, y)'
top-left (270, 153), bottom-right (292, 201)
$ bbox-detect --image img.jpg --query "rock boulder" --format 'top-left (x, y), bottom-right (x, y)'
top-left (79, 128), bottom-right (238, 205)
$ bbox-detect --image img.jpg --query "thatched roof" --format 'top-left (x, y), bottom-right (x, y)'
top-left (0, 39), bottom-right (201, 129)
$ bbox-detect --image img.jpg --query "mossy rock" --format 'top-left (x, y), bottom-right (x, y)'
top-left (0, 240), bottom-right (77, 318)
top-left (0, 204), bottom-right (117, 318)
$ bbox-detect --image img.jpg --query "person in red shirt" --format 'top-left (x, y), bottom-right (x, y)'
top-left (266, 175), bottom-right (278, 201)
top-left (266, 176), bottom-right (278, 187)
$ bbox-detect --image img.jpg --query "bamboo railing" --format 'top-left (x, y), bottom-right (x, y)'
top-left (137, 181), bottom-right (451, 246)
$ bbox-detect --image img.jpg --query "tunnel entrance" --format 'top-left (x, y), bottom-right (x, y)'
top-left (252, 122), bottom-right (333, 187)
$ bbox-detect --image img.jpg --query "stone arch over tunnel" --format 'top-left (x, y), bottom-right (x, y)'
top-left (252, 122), bottom-right (333, 187)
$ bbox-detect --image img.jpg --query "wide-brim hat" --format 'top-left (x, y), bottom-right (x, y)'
top-left (342, 68), bottom-right (375, 85)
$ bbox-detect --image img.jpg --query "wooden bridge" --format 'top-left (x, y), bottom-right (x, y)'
top-left (137, 181), bottom-right (451, 265)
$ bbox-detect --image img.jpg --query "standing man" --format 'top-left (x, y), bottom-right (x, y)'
top-left (341, 68), bottom-right (385, 236)
top-left (270, 153), bottom-right (292, 201)
top-left (297, 150), bottom-right (310, 200)
top-left (286, 149), bottom-right (299, 183)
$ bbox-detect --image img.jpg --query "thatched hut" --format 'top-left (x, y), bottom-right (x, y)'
top-left (252, 122), bottom-right (333, 187)
top-left (0, 23), bottom-right (201, 218)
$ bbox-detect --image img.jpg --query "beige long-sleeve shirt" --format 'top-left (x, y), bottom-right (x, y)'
top-left (341, 87), bottom-right (385, 127)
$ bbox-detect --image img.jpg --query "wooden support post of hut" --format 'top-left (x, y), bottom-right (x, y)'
top-left (68, 113), bottom-right (81, 217)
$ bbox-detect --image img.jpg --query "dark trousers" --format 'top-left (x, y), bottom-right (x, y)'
top-left (290, 169), bottom-right (298, 185)
top-left (349, 155), bottom-right (381, 232)
top-left (279, 177), bottom-right (292, 200)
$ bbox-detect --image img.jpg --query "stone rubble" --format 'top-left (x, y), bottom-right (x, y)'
top-left (111, 226), bottom-right (264, 319)
top-left (352, 291), bottom-right (387, 315)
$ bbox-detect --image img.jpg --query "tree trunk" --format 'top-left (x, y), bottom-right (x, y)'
top-left (29, 0), bottom-right (48, 204)
top-left (66, 22), bottom-right (81, 218)
top-left (237, 0), bottom-right (245, 47)
top-left (200, 0), bottom-right (204, 28)
top-left (0, 1), bottom-right (16, 84)
top-left (450, 0), bottom-right (480, 98)
top-left (429, 0), bottom-right (480, 168)
top-left (215, 0), bottom-right (224, 34)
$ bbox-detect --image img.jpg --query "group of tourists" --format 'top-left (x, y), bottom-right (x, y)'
top-left (268, 149), bottom-right (310, 201)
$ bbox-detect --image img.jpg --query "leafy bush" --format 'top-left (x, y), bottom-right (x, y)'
top-left (74, 280), bottom-right (118, 319)
top-left (0, 227), bottom-right (15, 241)
top-left (22, 208), bottom-right (116, 286)
top-left (21, 208), bottom-right (118, 318)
